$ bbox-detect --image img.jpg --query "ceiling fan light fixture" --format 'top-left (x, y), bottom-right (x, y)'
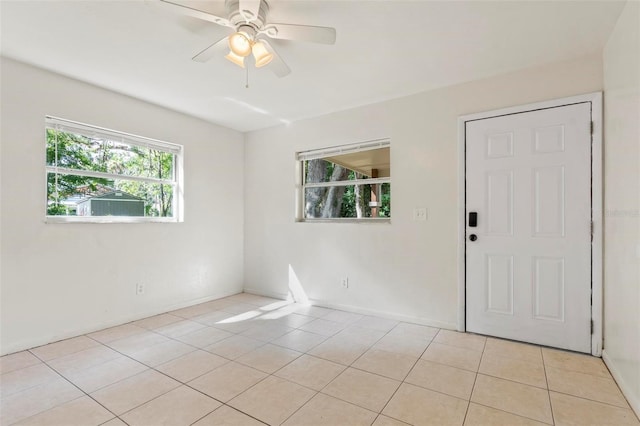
top-left (228, 31), bottom-right (252, 57)
top-left (159, 0), bottom-right (336, 78)
top-left (252, 41), bottom-right (273, 67)
top-left (225, 50), bottom-right (246, 68)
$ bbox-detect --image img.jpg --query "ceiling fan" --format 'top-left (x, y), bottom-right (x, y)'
top-left (156, 0), bottom-right (337, 77)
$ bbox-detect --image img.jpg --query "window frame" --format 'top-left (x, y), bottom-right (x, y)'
top-left (44, 116), bottom-right (184, 223)
top-left (296, 139), bottom-right (391, 223)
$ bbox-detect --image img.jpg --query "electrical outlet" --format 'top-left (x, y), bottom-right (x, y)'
top-left (340, 277), bottom-right (349, 289)
top-left (136, 283), bottom-right (145, 295)
top-left (413, 207), bottom-right (427, 221)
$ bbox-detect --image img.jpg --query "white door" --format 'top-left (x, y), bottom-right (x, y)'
top-left (465, 103), bottom-right (592, 353)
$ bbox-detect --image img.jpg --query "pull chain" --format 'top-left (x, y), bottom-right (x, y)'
top-left (245, 65), bottom-right (249, 89)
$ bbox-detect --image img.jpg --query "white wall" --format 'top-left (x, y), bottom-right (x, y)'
top-left (0, 58), bottom-right (245, 355)
top-left (602, 0), bottom-right (640, 417)
top-left (244, 54), bottom-right (603, 327)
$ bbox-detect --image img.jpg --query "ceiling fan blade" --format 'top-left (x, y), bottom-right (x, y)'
top-left (192, 36), bottom-right (229, 63)
top-left (156, 0), bottom-right (232, 27)
top-left (260, 40), bottom-right (291, 78)
top-left (262, 24), bottom-right (336, 45)
top-left (238, 0), bottom-right (261, 22)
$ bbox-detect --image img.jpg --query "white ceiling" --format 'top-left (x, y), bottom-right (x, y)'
top-left (0, 0), bottom-right (625, 132)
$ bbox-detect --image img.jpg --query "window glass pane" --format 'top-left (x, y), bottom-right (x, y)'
top-left (304, 147), bottom-right (390, 184)
top-left (47, 173), bottom-right (174, 217)
top-left (46, 129), bottom-right (174, 180)
top-left (304, 183), bottom-right (390, 219)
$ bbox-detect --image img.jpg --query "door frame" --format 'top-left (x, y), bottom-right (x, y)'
top-left (457, 92), bottom-right (603, 356)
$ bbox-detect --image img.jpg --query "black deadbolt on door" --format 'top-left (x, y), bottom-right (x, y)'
top-left (468, 212), bottom-right (478, 227)
top-left (468, 212), bottom-right (478, 241)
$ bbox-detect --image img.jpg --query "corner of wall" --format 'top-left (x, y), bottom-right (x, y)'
top-left (602, 0), bottom-right (640, 419)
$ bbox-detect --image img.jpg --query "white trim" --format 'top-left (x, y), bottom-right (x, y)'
top-left (243, 288), bottom-right (291, 301)
top-left (294, 155), bottom-right (303, 221)
top-left (45, 116), bottom-right (184, 223)
top-left (300, 218), bottom-right (391, 224)
top-left (46, 116), bottom-right (182, 154)
top-left (45, 216), bottom-right (176, 224)
top-left (297, 138), bottom-right (392, 222)
top-left (296, 138), bottom-right (390, 161)
top-left (603, 350), bottom-right (640, 419)
top-left (590, 92), bottom-right (604, 357)
top-left (306, 298), bottom-right (457, 330)
top-left (457, 117), bottom-right (467, 332)
top-left (304, 177), bottom-right (390, 189)
top-left (243, 287), bottom-right (457, 330)
top-left (456, 92), bottom-right (603, 355)
top-left (457, 93), bottom-right (603, 123)
top-left (46, 166), bottom-right (175, 186)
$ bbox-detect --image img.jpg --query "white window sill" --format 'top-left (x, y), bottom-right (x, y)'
top-left (297, 218), bottom-right (391, 224)
top-left (45, 216), bottom-right (179, 224)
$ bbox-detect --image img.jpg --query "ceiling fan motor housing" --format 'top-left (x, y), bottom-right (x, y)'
top-left (226, 0), bottom-right (269, 31)
top-left (237, 24), bottom-right (257, 40)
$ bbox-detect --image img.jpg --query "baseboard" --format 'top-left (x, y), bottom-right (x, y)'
top-left (243, 287), bottom-right (457, 330)
top-left (243, 287), bottom-right (290, 301)
top-left (307, 298), bottom-right (458, 330)
top-left (1, 289), bottom-right (243, 356)
top-left (603, 349), bottom-right (640, 419)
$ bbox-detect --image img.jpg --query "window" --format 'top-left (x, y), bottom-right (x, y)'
top-left (297, 139), bottom-right (391, 220)
top-left (45, 116), bottom-right (183, 222)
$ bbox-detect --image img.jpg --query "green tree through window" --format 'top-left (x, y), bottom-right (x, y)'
top-left (299, 142), bottom-right (391, 220)
top-left (45, 119), bottom-right (179, 219)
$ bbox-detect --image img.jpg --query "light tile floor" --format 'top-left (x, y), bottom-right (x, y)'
top-left (1, 293), bottom-right (638, 426)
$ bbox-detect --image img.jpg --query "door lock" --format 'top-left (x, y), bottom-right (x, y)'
top-left (468, 212), bottom-right (478, 227)
top-left (469, 234), bottom-right (478, 242)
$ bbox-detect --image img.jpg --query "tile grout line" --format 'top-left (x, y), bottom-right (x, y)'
top-left (81, 305), bottom-right (332, 408)
top-left (150, 307), bottom-right (332, 359)
top-left (470, 371), bottom-right (548, 390)
top-left (187, 404), bottom-right (269, 426)
top-left (421, 342), bottom-right (554, 390)
top-left (541, 349), bottom-right (557, 425)
top-left (415, 356), bottom-right (480, 375)
top-left (23, 344), bottom-right (424, 425)
top-left (91, 335), bottom-right (230, 386)
top-left (543, 352), bottom-right (639, 416)
top-left (473, 372), bottom-right (562, 424)
top-left (307, 320), bottom-right (416, 395)
top-left (142, 339), bottom-right (276, 425)
top-left (238, 320), bottom-right (389, 424)
top-left (195, 313), bottom-right (350, 424)
top-left (83, 309), bottom-right (294, 424)
top-left (370, 329), bottom-right (440, 425)
top-left (429, 339), bottom-right (486, 353)
top-left (85, 335), bottom-right (238, 407)
top-left (470, 401), bottom-right (556, 425)
top-left (460, 337), bottom-right (563, 426)
top-left (83, 333), bottom-right (236, 418)
top-left (260, 320), bottom-right (387, 424)
top-left (274, 327), bottom-right (564, 423)
top-left (547, 389), bottom-right (637, 411)
top-left (249, 313), bottom-right (364, 424)
top-left (275, 319), bottom-right (417, 425)
top-left (4, 298), bottom-right (313, 425)
top-left (461, 333), bottom-right (487, 425)
top-left (10, 298), bottom-right (623, 426)
top-left (23, 349), bottom-right (123, 426)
